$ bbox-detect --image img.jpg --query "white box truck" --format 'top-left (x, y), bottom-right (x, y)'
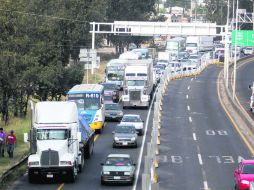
top-left (24, 101), bottom-right (95, 183)
top-left (186, 36), bottom-right (214, 54)
top-left (122, 59), bottom-right (154, 108)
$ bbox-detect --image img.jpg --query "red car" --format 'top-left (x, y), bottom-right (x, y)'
top-left (234, 160), bottom-right (254, 190)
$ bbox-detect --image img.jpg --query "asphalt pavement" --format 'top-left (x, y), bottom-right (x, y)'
top-left (157, 65), bottom-right (252, 190)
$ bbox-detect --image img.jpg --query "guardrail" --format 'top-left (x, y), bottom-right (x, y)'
top-left (142, 53), bottom-right (215, 190)
top-left (0, 154), bottom-right (28, 184)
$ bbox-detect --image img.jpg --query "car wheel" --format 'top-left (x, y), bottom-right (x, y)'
top-left (101, 180), bottom-right (105, 185)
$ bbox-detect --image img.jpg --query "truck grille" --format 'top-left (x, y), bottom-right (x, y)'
top-left (129, 90), bottom-right (141, 101)
top-left (40, 149), bottom-right (59, 166)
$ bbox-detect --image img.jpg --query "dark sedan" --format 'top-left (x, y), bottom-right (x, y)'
top-left (101, 82), bottom-right (121, 103)
top-left (105, 103), bottom-right (123, 121)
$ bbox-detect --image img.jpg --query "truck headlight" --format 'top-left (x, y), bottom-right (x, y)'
top-left (60, 161), bottom-right (72, 165)
top-left (28, 161), bottom-right (39, 166)
top-left (241, 180), bottom-right (250, 185)
top-left (124, 172), bottom-right (131, 175)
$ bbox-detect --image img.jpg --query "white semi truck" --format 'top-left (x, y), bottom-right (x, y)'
top-left (24, 101), bottom-right (94, 183)
top-left (186, 36), bottom-right (214, 54)
top-left (122, 59), bottom-right (154, 108)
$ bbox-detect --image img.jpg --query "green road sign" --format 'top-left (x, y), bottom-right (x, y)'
top-left (232, 30), bottom-right (254, 47)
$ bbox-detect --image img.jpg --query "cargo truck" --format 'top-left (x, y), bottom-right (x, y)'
top-left (186, 36), bottom-right (214, 54)
top-left (122, 59), bottom-right (154, 108)
top-left (24, 101), bottom-right (95, 183)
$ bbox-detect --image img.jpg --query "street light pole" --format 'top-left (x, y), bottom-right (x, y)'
top-left (224, 0), bottom-right (230, 87)
top-left (233, 0), bottom-right (239, 100)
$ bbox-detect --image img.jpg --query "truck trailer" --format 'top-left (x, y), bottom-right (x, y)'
top-left (24, 101), bottom-right (95, 183)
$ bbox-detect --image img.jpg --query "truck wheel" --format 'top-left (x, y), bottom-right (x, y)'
top-left (28, 172), bottom-right (37, 184)
top-left (67, 167), bottom-right (76, 183)
top-left (84, 139), bottom-right (94, 159)
top-left (78, 153), bottom-right (84, 173)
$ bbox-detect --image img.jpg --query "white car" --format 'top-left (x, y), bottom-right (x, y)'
top-left (243, 47), bottom-right (254, 55)
top-left (120, 114), bottom-right (144, 136)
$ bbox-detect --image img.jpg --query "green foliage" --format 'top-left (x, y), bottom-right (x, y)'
top-left (0, 0), bottom-right (108, 121)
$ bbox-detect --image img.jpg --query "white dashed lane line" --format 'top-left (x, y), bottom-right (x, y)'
top-left (189, 116), bottom-right (192, 123)
top-left (186, 94), bottom-right (189, 99)
top-left (193, 133), bottom-right (197, 141)
top-left (188, 86), bottom-right (190, 90)
top-left (198, 154), bottom-right (203, 165)
top-left (187, 105), bottom-right (190, 111)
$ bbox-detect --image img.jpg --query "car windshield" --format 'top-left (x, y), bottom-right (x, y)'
top-left (186, 43), bottom-right (197, 47)
top-left (105, 157), bottom-right (132, 166)
top-left (122, 115), bottom-right (142, 122)
top-left (115, 125), bottom-right (136, 134)
top-left (37, 129), bottom-right (68, 140)
top-left (242, 164), bottom-right (254, 174)
top-left (155, 65), bottom-right (166, 70)
top-left (102, 83), bottom-right (117, 90)
top-left (105, 104), bottom-right (121, 110)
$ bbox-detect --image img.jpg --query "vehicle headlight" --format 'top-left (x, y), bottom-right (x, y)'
top-left (131, 137), bottom-right (136, 141)
top-left (60, 161), bottom-right (72, 165)
top-left (114, 137), bottom-right (119, 141)
top-left (124, 172), bottom-right (131, 175)
top-left (103, 171), bottom-right (110, 175)
top-left (28, 161), bottom-right (39, 166)
top-left (241, 180), bottom-right (250, 185)
top-left (118, 112), bottom-right (123, 116)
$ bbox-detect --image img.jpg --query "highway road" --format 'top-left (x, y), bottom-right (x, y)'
top-left (9, 106), bottom-right (154, 190)
top-left (235, 58), bottom-right (254, 115)
top-left (157, 65), bottom-right (252, 190)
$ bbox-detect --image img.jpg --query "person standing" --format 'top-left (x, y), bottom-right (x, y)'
top-left (6, 130), bottom-right (16, 158)
top-left (0, 128), bottom-right (6, 158)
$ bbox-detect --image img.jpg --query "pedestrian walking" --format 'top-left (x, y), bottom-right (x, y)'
top-left (0, 128), bottom-right (6, 158)
top-left (6, 130), bottom-right (16, 158)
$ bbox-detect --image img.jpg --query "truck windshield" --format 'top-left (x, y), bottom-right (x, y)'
top-left (37, 129), bottom-right (68, 140)
top-left (68, 97), bottom-right (100, 110)
top-left (186, 43), bottom-right (197, 47)
top-left (107, 72), bottom-right (124, 81)
top-left (166, 42), bottom-right (178, 51)
top-left (127, 80), bottom-right (145, 86)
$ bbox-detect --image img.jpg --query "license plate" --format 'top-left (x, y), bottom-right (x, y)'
top-left (114, 176), bottom-right (121, 180)
top-left (46, 174), bottom-right (53, 178)
top-left (122, 142), bottom-right (128, 146)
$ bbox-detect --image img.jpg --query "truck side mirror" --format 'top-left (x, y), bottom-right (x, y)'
top-left (24, 133), bottom-right (29, 143)
top-left (77, 132), bottom-right (82, 143)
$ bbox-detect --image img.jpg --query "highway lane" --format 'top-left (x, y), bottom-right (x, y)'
top-left (158, 65), bottom-right (252, 190)
top-left (9, 105), bottom-right (154, 190)
top-left (235, 58), bottom-right (254, 114)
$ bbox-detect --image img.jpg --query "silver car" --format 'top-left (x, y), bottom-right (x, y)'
top-left (120, 114), bottom-right (144, 136)
top-left (112, 124), bottom-right (138, 148)
top-left (100, 154), bottom-right (136, 185)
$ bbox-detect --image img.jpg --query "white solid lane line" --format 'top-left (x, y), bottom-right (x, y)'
top-left (132, 87), bottom-right (157, 190)
top-left (193, 133), bottom-right (197, 141)
top-left (189, 116), bottom-right (192, 123)
top-left (198, 154), bottom-right (203, 165)
top-left (204, 181), bottom-right (209, 190)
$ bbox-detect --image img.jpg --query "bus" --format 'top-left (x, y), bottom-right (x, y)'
top-left (67, 84), bottom-right (105, 133)
top-left (105, 59), bottom-right (126, 89)
top-left (165, 37), bottom-right (186, 60)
